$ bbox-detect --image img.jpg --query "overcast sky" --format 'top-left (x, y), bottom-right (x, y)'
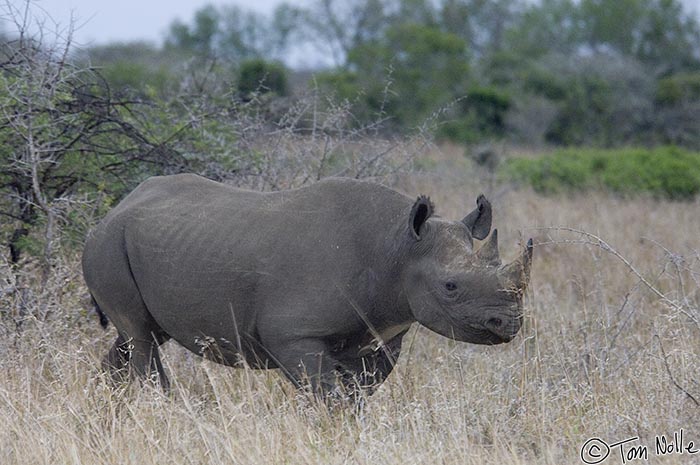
top-left (11, 0), bottom-right (700, 49)
top-left (21, 0), bottom-right (290, 47)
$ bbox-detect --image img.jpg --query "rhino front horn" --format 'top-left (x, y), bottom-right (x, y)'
top-left (502, 238), bottom-right (534, 289)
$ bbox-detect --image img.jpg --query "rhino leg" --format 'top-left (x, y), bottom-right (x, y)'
top-left (103, 333), bottom-right (131, 383)
top-left (267, 334), bottom-right (405, 400)
top-left (88, 249), bottom-right (171, 390)
top-left (264, 338), bottom-right (347, 398)
top-left (344, 331), bottom-right (407, 395)
top-left (103, 332), bottom-right (170, 391)
top-left (127, 335), bottom-right (170, 391)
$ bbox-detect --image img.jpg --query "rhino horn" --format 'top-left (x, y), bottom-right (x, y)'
top-left (462, 194), bottom-right (492, 240)
top-left (476, 228), bottom-right (501, 265)
top-left (500, 238), bottom-right (534, 290)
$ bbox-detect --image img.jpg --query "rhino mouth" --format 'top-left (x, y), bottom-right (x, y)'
top-left (430, 299), bottom-right (518, 345)
top-left (466, 323), bottom-right (513, 345)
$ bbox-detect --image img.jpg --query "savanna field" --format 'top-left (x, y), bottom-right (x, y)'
top-left (3, 0), bottom-right (700, 462)
top-left (1, 145), bottom-right (698, 465)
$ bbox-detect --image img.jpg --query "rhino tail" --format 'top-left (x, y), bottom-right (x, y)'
top-left (90, 294), bottom-right (110, 329)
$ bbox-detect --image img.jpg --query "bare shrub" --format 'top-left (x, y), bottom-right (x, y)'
top-left (222, 87), bottom-right (428, 191)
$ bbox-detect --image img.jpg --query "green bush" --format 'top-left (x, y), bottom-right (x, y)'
top-left (237, 59), bottom-right (288, 97)
top-left (100, 61), bottom-right (173, 98)
top-left (656, 72), bottom-right (700, 105)
top-left (437, 86), bottom-right (511, 142)
top-left (503, 147), bottom-right (700, 200)
top-left (328, 23), bottom-right (470, 131)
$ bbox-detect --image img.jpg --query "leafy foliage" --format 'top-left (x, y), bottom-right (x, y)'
top-left (319, 22), bottom-right (470, 131)
top-left (84, 42), bottom-right (178, 98)
top-left (151, 0), bottom-right (700, 147)
top-left (164, 4), bottom-right (291, 62)
top-left (656, 72), bottom-right (700, 105)
top-left (437, 86), bottom-right (511, 142)
top-left (237, 59), bottom-right (288, 97)
top-left (504, 147), bottom-right (700, 199)
top-left (0, 7), bottom-right (257, 267)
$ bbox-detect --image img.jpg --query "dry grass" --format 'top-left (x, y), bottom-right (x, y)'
top-left (1, 152), bottom-right (699, 465)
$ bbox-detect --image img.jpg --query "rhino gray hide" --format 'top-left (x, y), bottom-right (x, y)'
top-left (83, 174), bottom-right (533, 398)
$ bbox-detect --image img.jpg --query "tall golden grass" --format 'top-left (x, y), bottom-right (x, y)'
top-left (1, 153), bottom-right (698, 464)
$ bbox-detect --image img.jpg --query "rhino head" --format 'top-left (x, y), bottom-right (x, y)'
top-left (403, 195), bottom-right (533, 345)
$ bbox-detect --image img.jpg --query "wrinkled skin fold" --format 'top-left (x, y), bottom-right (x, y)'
top-left (82, 174), bottom-right (533, 400)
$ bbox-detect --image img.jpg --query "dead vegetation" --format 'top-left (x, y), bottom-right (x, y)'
top-left (1, 153), bottom-right (699, 464)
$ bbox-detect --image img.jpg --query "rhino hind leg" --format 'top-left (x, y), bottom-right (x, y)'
top-left (88, 249), bottom-right (171, 390)
top-left (103, 333), bottom-right (131, 384)
top-left (103, 331), bottom-right (170, 391)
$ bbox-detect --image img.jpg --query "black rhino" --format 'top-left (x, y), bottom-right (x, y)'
top-left (82, 174), bottom-right (532, 397)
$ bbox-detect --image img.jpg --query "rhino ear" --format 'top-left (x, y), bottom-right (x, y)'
top-left (409, 195), bottom-right (433, 240)
top-left (462, 194), bottom-right (492, 240)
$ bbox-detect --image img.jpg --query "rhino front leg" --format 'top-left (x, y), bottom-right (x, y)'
top-left (347, 330), bottom-right (407, 395)
top-left (267, 338), bottom-right (356, 399)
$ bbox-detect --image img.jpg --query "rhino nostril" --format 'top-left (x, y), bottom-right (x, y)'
top-left (487, 317), bottom-right (503, 328)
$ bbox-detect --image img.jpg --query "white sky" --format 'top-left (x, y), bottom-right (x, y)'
top-left (9, 0), bottom-right (700, 49)
top-left (16, 0), bottom-right (293, 47)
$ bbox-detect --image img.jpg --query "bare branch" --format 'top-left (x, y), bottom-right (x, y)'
top-left (533, 226), bottom-right (700, 330)
top-left (655, 334), bottom-right (700, 407)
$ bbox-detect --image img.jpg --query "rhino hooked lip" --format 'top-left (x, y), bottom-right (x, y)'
top-left (466, 320), bottom-right (518, 344)
top-left (433, 299), bottom-right (520, 344)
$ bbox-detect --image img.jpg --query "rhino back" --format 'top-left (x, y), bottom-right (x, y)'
top-left (94, 174), bottom-right (413, 360)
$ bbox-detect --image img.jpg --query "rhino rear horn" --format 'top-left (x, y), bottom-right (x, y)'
top-left (476, 228), bottom-right (501, 265)
top-left (462, 194), bottom-right (492, 240)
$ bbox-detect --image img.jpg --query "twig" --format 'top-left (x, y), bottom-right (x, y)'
top-left (533, 227), bottom-right (700, 330)
top-left (655, 335), bottom-right (699, 407)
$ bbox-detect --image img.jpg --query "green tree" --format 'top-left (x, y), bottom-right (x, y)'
top-left (164, 4), bottom-right (293, 63)
top-left (579, 0), bottom-right (648, 55)
top-left (237, 59), bottom-right (288, 97)
top-left (166, 5), bottom-right (220, 55)
top-left (339, 22), bottom-right (470, 129)
top-left (277, 0), bottom-right (389, 67)
top-left (439, 86), bottom-right (511, 142)
top-left (85, 42), bottom-right (177, 98)
top-left (636, 0), bottom-right (700, 71)
top-left (0, 4), bottom-right (256, 274)
top-left (579, 0), bottom-right (700, 71)
top-left (0, 33), bottom-right (181, 275)
top-left (504, 0), bottom-right (580, 58)
top-left (440, 0), bottom-right (521, 58)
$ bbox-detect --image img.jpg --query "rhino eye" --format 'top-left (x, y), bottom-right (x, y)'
top-left (445, 282), bottom-right (458, 292)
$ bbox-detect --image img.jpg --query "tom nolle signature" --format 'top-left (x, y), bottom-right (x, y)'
top-left (580, 429), bottom-right (698, 464)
